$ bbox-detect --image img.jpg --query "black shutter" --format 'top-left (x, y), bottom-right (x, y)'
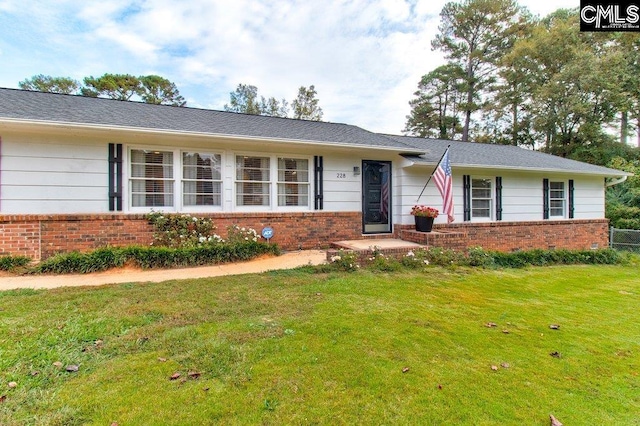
top-left (463, 175), bottom-right (471, 221)
top-left (496, 176), bottom-right (503, 221)
top-left (314, 156), bottom-right (324, 210)
top-left (543, 178), bottom-right (549, 220)
top-left (108, 143), bottom-right (123, 211)
top-left (568, 179), bottom-right (574, 219)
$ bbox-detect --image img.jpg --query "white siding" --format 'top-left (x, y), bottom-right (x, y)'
top-left (0, 127), bottom-right (608, 221)
top-left (396, 165), bottom-right (606, 225)
top-left (1, 133), bottom-right (109, 214)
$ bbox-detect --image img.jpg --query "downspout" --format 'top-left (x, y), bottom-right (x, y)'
top-left (606, 176), bottom-right (628, 187)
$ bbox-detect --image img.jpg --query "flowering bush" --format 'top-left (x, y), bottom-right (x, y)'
top-left (147, 211), bottom-right (219, 248)
top-left (226, 225), bottom-right (260, 243)
top-left (410, 205), bottom-right (439, 218)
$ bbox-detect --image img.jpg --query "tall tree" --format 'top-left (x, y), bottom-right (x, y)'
top-left (260, 96), bottom-right (289, 118)
top-left (291, 85), bottom-right (323, 121)
top-left (138, 75), bottom-right (186, 106)
top-left (404, 64), bottom-right (464, 139)
top-left (224, 84), bottom-right (263, 115)
top-left (81, 73), bottom-right (141, 101)
top-left (613, 33), bottom-right (640, 147)
top-left (18, 75), bottom-right (80, 94)
top-left (506, 10), bottom-right (623, 156)
top-left (432, 0), bottom-right (528, 141)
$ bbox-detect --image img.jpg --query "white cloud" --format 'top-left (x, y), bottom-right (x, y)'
top-left (0, 0), bottom-right (581, 133)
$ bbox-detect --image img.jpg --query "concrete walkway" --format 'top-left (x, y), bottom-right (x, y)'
top-left (0, 250), bottom-right (327, 291)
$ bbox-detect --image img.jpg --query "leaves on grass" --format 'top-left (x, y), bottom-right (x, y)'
top-left (30, 371), bottom-right (39, 376)
top-left (170, 372), bottom-right (181, 380)
top-left (485, 322), bottom-right (497, 328)
top-left (550, 414), bottom-right (563, 426)
top-left (549, 324), bottom-right (560, 330)
top-left (188, 371), bottom-right (202, 379)
top-left (402, 367), bottom-right (410, 373)
top-left (7, 382), bottom-right (17, 389)
top-left (501, 363), bottom-right (510, 369)
top-left (502, 329), bottom-right (510, 334)
top-left (550, 351), bottom-right (561, 358)
top-left (0, 395), bottom-right (6, 403)
top-left (491, 365), bottom-right (499, 371)
top-left (158, 357), bottom-right (167, 362)
top-left (66, 365), bottom-right (79, 373)
top-left (53, 361), bottom-right (63, 368)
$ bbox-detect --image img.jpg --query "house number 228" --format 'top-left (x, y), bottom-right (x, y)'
top-left (336, 173), bottom-right (347, 179)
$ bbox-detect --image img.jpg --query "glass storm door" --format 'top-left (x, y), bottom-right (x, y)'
top-left (362, 160), bottom-right (392, 233)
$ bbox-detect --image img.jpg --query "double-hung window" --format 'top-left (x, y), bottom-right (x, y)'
top-left (277, 158), bottom-right (309, 206)
top-left (182, 152), bottom-right (222, 207)
top-left (471, 178), bottom-right (492, 219)
top-left (236, 156), bottom-right (271, 206)
top-left (130, 149), bottom-right (174, 207)
top-left (549, 181), bottom-right (566, 217)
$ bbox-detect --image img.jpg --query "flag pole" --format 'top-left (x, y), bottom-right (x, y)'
top-left (416, 145), bottom-right (450, 203)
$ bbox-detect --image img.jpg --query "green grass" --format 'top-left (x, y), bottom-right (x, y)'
top-left (1, 265), bottom-right (639, 425)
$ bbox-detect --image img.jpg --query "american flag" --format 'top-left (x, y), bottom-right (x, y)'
top-left (433, 149), bottom-right (454, 223)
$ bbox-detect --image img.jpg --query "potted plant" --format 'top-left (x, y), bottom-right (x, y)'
top-left (410, 205), bottom-right (439, 232)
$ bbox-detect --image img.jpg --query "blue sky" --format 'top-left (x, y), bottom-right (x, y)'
top-left (0, 0), bottom-right (577, 133)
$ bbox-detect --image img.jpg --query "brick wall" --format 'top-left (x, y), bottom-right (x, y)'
top-left (0, 214), bottom-right (610, 261)
top-left (0, 212), bottom-right (363, 260)
top-left (397, 219), bottom-right (610, 252)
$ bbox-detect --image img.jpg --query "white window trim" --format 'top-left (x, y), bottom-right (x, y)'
top-left (232, 152), bottom-right (314, 212)
top-left (470, 176), bottom-right (493, 222)
top-left (126, 145), bottom-right (225, 213)
top-left (549, 180), bottom-right (567, 219)
top-left (180, 150), bottom-right (224, 213)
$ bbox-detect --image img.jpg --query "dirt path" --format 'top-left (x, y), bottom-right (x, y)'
top-left (0, 250), bottom-right (327, 291)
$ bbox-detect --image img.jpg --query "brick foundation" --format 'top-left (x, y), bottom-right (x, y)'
top-left (0, 214), bottom-right (610, 261)
top-left (396, 219), bottom-right (610, 252)
top-left (0, 212), bottom-right (363, 260)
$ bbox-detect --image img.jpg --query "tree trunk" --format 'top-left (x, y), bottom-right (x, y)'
top-left (637, 113), bottom-right (640, 148)
top-left (512, 102), bottom-right (518, 146)
top-left (621, 111), bottom-right (628, 145)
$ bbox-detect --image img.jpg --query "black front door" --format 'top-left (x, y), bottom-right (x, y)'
top-left (362, 160), bottom-right (391, 233)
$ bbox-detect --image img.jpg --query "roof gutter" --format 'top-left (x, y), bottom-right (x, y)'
top-left (401, 157), bottom-right (631, 178)
top-left (606, 175), bottom-right (628, 187)
top-left (0, 118), bottom-right (423, 154)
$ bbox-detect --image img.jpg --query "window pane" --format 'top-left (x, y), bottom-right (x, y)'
top-left (235, 156), bottom-right (271, 206)
top-left (471, 178), bottom-right (492, 219)
top-left (182, 152), bottom-right (222, 206)
top-left (549, 181), bottom-right (565, 216)
top-left (236, 182), bottom-right (270, 206)
top-left (236, 156), bottom-right (270, 181)
top-left (278, 183), bottom-right (309, 206)
top-left (130, 149), bottom-right (174, 207)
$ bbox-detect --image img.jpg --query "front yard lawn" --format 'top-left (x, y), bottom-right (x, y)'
top-left (1, 264), bottom-right (638, 424)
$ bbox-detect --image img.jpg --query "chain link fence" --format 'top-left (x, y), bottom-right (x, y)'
top-left (610, 228), bottom-right (640, 253)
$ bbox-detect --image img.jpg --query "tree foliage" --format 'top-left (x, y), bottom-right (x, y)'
top-left (19, 73), bottom-right (186, 106)
top-left (18, 74), bottom-right (80, 95)
top-left (292, 85), bottom-right (323, 121)
top-left (224, 84), bottom-right (322, 120)
top-left (404, 64), bottom-right (464, 139)
top-left (139, 75), bottom-right (186, 106)
top-left (431, 0), bottom-right (530, 141)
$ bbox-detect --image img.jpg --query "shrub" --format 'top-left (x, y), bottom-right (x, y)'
top-left (328, 250), bottom-right (360, 272)
top-left (146, 211), bottom-right (222, 248)
top-left (0, 255), bottom-right (31, 271)
top-left (367, 246), bottom-right (402, 272)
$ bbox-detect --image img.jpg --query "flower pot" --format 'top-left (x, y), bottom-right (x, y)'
top-left (414, 216), bottom-right (434, 232)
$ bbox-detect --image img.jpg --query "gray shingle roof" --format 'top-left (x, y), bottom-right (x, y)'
top-left (0, 88), bottom-right (629, 178)
top-left (0, 87), bottom-right (413, 150)
top-left (387, 135), bottom-right (629, 177)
